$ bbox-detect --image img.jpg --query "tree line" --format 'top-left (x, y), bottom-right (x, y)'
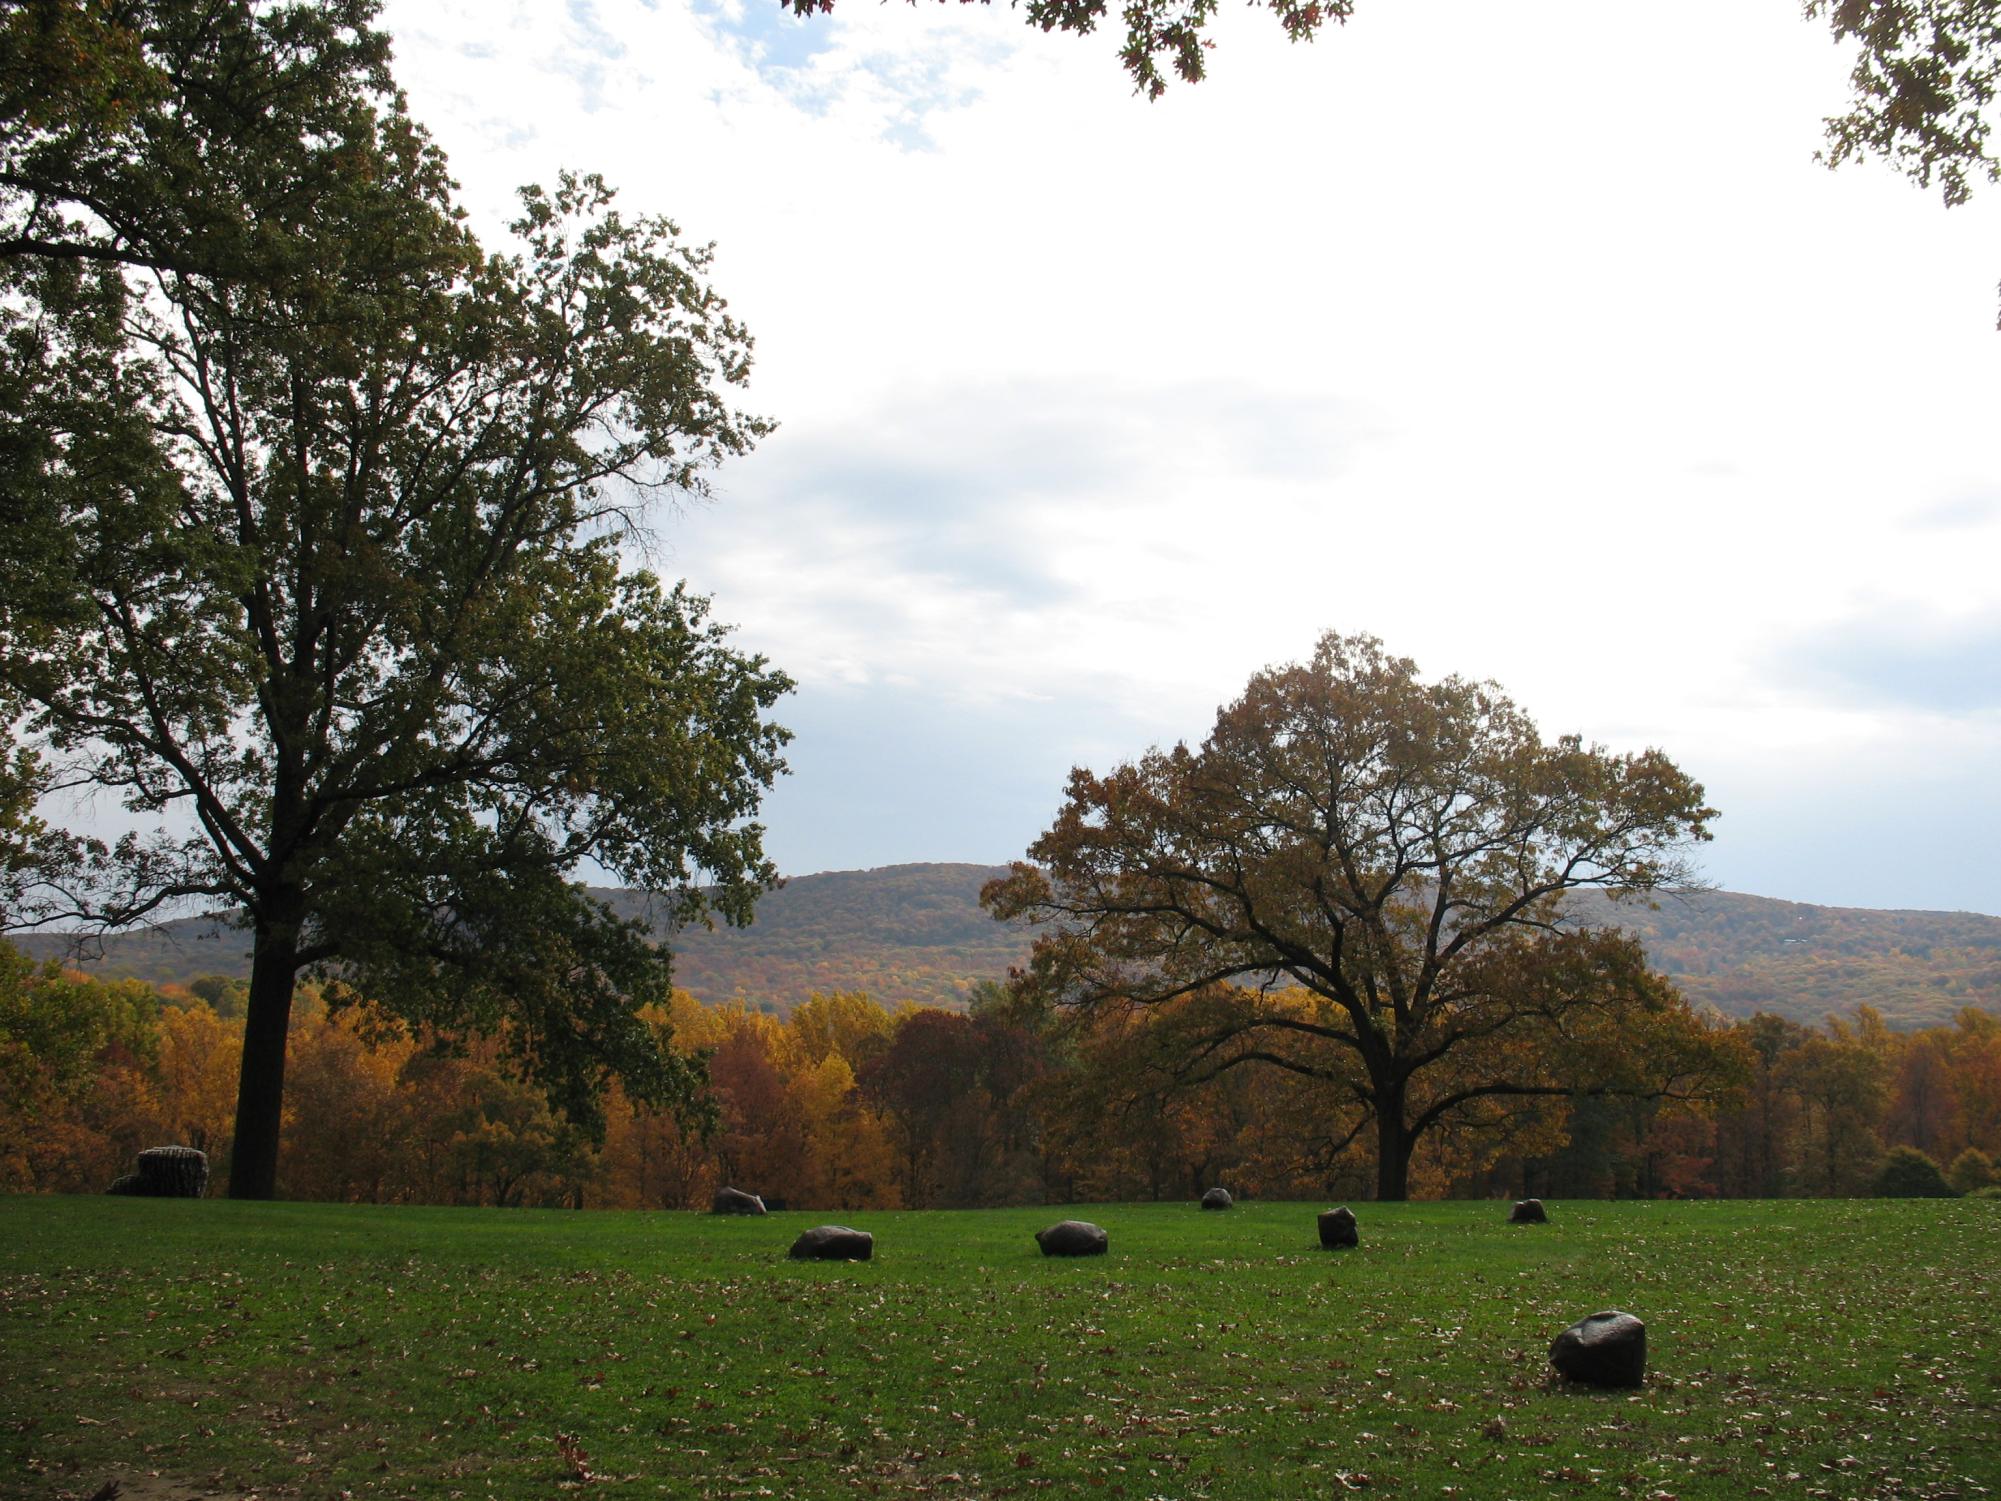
top-left (7, 940), bottom-right (1995, 1207)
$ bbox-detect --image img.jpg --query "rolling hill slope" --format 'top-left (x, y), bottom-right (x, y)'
top-left (17, 864), bottom-right (2001, 1027)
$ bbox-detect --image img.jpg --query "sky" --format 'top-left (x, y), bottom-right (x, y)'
top-left (377, 0), bottom-right (2001, 914)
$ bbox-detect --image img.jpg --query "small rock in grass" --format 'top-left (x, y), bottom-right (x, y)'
top-left (1200, 1187), bottom-right (1233, 1210)
top-left (1034, 1220), bottom-right (1108, 1257)
top-left (789, 1225), bottom-right (873, 1261)
top-left (1318, 1206), bottom-right (1359, 1248)
top-left (712, 1186), bottom-right (767, 1215)
top-left (105, 1173), bottom-right (143, 1196)
top-left (1549, 1310), bottom-right (1647, 1387)
top-left (1510, 1198), bottom-right (1548, 1224)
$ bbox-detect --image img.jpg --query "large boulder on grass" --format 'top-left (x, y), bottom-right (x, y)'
top-left (1035, 1220), bottom-right (1108, 1257)
top-left (106, 1173), bottom-right (143, 1196)
top-left (1549, 1310), bottom-right (1647, 1387)
top-left (712, 1186), bottom-right (767, 1215)
top-left (135, 1146), bottom-right (208, 1198)
top-left (789, 1225), bottom-right (873, 1261)
top-left (1510, 1198), bottom-right (1548, 1224)
top-left (1318, 1206), bottom-right (1359, 1248)
top-left (1200, 1187), bottom-right (1233, 1211)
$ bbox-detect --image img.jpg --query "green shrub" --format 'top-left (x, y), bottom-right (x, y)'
top-left (1945, 1146), bottom-right (1996, 1194)
top-left (1873, 1145), bottom-right (1957, 1198)
top-left (1971, 1184), bottom-right (2001, 1201)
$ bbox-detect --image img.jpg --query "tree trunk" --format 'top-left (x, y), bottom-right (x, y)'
top-left (1758, 1083), bottom-right (1776, 1195)
top-left (1374, 1087), bottom-right (1412, 1201)
top-left (227, 897), bottom-right (303, 1200)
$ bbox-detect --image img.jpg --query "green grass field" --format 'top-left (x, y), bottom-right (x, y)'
top-left (2, 1197), bottom-right (1994, 1500)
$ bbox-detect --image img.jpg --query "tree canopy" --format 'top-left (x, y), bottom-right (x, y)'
top-left (1, 1), bottom-right (791, 1197)
top-left (1809, 0), bottom-right (2000, 210)
top-left (983, 632), bottom-right (1741, 1199)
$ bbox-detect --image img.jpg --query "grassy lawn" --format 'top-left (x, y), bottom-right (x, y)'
top-left (1, 1196), bottom-right (1994, 1500)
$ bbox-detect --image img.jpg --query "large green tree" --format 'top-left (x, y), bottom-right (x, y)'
top-left (1, 1), bottom-right (791, 1198)
top-left (983, 633), bottom-right (1739, 1200)
top-left (0, 738), bottom-right (63, 925)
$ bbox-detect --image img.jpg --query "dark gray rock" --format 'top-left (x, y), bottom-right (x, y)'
top-left (1549, 1310), bottom-right (1647, 1387)
top-left (135, 1145), bottom-right (208, 1198)
top-left (712, 1186), bottom-right (767, 1215)
top-left (106, 1173), bottom-right (143, 1196)
top-left (1035, 1220), bottom-right (1108, 1257)
top-left (1318, 1206), bottom-right (1359, 1248)
top-left (1510, 1198), bottom-right (1548, 1224)
top-left (789, 1225), bottom-right (873, 1261)
top-left (1200, 1187), bottom-right (1233, 1210)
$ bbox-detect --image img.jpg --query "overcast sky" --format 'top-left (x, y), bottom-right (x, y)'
top-left (378, 0), bottom-right (2001, 914)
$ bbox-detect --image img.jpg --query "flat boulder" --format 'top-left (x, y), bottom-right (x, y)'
top-left (1035, 1220), bottom-right (1108, 1257)
top-left (1318, 1206), bottom-right (1359, 1249)
top-left (789, 1225), bottom-right (873, 1261)
top-left (712, 1186), bottom-right (767, 1215)
top-left (1510, 1198), bottom-right (1548, 1224)
top-left (1549, 1310), bottom-right (1647, 1387)
top-left (136, 1145), bottom-right (208, 1198)
top-left (108, 1147), bottom-right (207, 1197)
top-left (1200, 1187), bottom-right (1233, 1211)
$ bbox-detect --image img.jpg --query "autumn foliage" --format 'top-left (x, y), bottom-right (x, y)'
top-left (985, 632), bottom-right (1725, 1200)
top-left (3, 939), bottom-right (1995, 1208)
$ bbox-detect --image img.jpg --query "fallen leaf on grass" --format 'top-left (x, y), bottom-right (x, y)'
top-left (554, 1432), bottom-right (595, 1484)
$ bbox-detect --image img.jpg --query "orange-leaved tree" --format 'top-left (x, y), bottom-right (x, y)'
top-left (985, 632), bottom-right (1742, 1200)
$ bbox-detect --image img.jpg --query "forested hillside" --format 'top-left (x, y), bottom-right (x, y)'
top-left (596, 865), bottom-right (1024, 1010)
top-left (20, 864), bottom-right (2001, 1027)
top-left (1569, 891), bottom-right (2001, 1027)
top-left (15, 865), bottom-right (1027, 1013)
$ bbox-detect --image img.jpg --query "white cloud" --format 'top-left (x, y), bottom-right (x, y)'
top-left (1770, 606), bottom-right (2001, 716)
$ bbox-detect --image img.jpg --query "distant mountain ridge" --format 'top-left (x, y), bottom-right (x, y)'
top-left (17, 863), bottom-right (2001, 1028)
top-left (1566, 887), bottom-right (2001, 1027)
